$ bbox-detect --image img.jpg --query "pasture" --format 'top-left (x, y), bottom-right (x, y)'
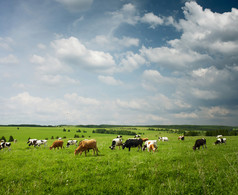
top-left (0, 126), bottom-right (237, 194)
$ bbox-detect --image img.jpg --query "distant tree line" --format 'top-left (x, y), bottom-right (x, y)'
top-left (206, 129), bottom-right (238, 136)
top-left (92, 129), bottom-right (136, 135)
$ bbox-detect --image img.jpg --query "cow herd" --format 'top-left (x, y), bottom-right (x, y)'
top-left (0, 134), bottom-right (227, 155)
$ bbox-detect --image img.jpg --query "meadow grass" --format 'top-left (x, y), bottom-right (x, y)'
top-left (0, 126), bottom-right (237, 194)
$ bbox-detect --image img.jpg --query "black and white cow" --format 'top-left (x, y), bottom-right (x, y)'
top-left (35, 140), bottom-right (48, 147)
top-left (116, 135), bottom-right (122, 138)
top-left (214, 138), bottom-right (226, 145)
top-left (109, 138), bottom-right (123, 150)
top-left (178, 135), bottom-right (184, 140)
top-left (0, 142), bottom-right (11, 150)
top-left (122, 138), bottom-right (143, 151)
top-left (66, 140), bottom-right (78, 147)
top-left (27, 139), bottom-right (37, 146)
top-left (193, 138), bottom-right (207, 150)
top-left (134, 135), bottom-right (141, 138)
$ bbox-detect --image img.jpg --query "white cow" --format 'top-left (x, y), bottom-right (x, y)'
top-left (143, 140), bottom-right (158, 152)
top-left (109, 138), bottom-right (123, 150)
top-left (66, 140), bottom-right (78, 147)
top-left (159, 137), bottom-right (168, 141)
top-left (217, 135), bottom-right (223, 138)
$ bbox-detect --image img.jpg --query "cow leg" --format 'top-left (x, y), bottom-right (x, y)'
top-left (128, 147), bottom-right (131, 151)
top-left (85, 151), bottom-right (87, 156)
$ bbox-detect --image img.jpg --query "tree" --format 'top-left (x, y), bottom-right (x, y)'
top-left (1, 136), bottom-right (6, 142)
top-left (8, 135), bottom-right (14, 142)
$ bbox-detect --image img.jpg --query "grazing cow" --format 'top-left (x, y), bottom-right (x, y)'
top-left (158, 137), bottom-right (169, 141)
top-left (66, 140), bottom-right (78, 147)
top-left (217, 135), bottom-right (223, 138)
top-left (193, 138), bottom-right (207, 150)
top-left (0, 142), bottom-right (11, 150)
top-left (143, 140), bottom-right (158, 152)
top-left (134, 135), bottom-right (141, 138)
top-left (27, 139), bottom-right (37, 146)
top-left (35, 140), bottom-right (47, 147)
top-left (122, 138), bottom-right (143, 151)
top-left (116, 135), bottom-right (122, 138)
top-left (109, 138), bottom-right (123, 150)
top-left (214, 138), bottom-right (226, 145)
top-left (49, 140), bottom-right (64, 150)
top-left (74, 139), bottom-right (98, 156)
top-left (178, 136), bottom-right (184, 140)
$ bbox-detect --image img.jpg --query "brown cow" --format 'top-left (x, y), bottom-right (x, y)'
top-left (74, 139), bottom-right (98, 156)
top-left (49, 140), bottom-right (64, 150)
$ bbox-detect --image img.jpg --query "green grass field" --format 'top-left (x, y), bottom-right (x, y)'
top-left (0, 126), bottom-right (237, 194)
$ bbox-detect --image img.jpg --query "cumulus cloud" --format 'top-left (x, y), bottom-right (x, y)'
top-left (109, 3), bottom-right (139, 26)
top-left (98, 75), bottom-right (123, 86)
top-left (140, 46), bottom-right (211, 70)
top-left (169, 1), bottom-right (238, 66)
top-left (51, 37), bottom-right (116, 74)
top-left (118, 51), bottom-right (146, 72)
top-left (55, 0), bottom-right (93, 13)
top-left (141, 12), bottom-right (164, 29)
top-left (35, 57), bottom-right (72, 74)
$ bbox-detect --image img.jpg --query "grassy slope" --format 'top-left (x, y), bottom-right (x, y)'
top-left (0, 126), bottom-right (237, 194)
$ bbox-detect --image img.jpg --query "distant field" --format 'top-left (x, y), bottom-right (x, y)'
top-left (0, 126), bottom-right (238, 194)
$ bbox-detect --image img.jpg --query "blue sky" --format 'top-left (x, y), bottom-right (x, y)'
top-left (1, 0), bottom-right (238, 125)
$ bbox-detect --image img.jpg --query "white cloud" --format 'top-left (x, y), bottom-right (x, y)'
top-left (37, 44), bottom-right (46, 50)
top-left (174, 112), bottom-right (198, 119)
top-left (200, 106), bottom-right (230, 118)
top-left (35, 57), bottom-right (72, 74)
top-left (116, 99), bottom-right (148, 110)
top-left (87, 35), bottom-right (139, 51)
top-left (118, 51), bottom-right (146, 72)
top-left (98, 75), bottom-right (123, 86)
top-left (0, 37), bottom-right (14, 50)
top-left (51, 37), bottom-right (116, 74)
top-left (64, 93), bottom-right (100, 106)
top-left (191, 88), bottom-right (218, 100)
top-left (55, 0), bottom-right (93, 13)
top-left (0, 54), bottom-right (18, 64)
top-left (30, 55), bottom-right (45, 64)
top-left (142, 69), bottom-right (175, 91)
top-left (141, 12), bottom-right (164, 29)
top-left (169, 1), bottom-right (238, 62)
top-left (109, 3), bottom-right (139, 26)
top-left (140, 46), bottom-right (210, 69)
top-left (40, 74), bottom-right (80, 86)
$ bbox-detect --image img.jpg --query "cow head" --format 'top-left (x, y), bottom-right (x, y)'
top-left (122, 143), bottom-right (126, 149)
top-left (109, 146), bottom-right (115, 150)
